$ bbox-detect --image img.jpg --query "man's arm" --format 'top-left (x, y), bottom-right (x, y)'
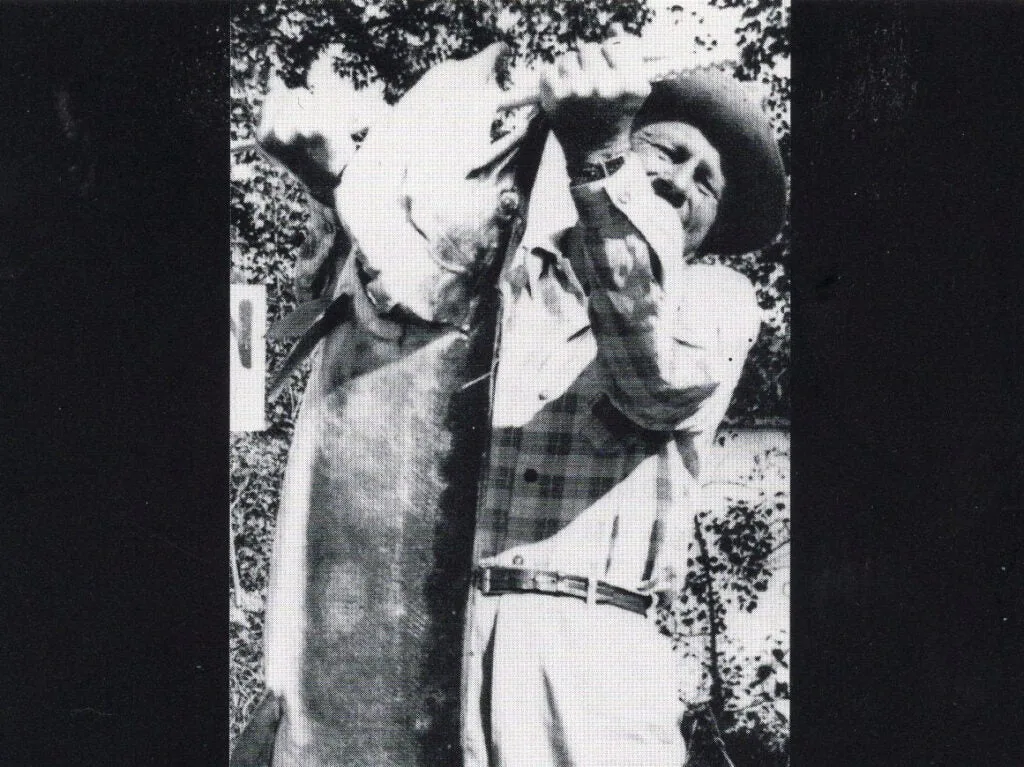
top-left (258, 44), bottom-right (542, 326)
top-left (571, 164), bottom-right (760, 432)
top-left (537, 37), bottom-right (760, 432)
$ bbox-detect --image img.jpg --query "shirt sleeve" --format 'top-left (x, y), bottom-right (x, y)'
top-left (333, 44), bottom-right (541, 326)
top-left (570, 158), bottom-right (762, 433)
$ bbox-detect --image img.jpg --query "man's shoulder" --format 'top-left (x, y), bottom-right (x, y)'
top-left (679, 263), bottom-right (758, 303)
top-left (672, 264), bottom-right (761, 343)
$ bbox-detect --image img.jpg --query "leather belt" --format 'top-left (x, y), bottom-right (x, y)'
top-left (473, 566), bottom-right (652, 618)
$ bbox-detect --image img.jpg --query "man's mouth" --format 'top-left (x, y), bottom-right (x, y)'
top-left (650, 178), bottom-right (691, 224)
top-left (651, 177), bottom-right (686, 208)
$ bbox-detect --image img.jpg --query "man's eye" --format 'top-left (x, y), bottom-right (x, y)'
top-left (698, 170), bottom-right (721, 200)
top-left (666, 146), bottom-right (691, 164)
top-left (644, 140), bottom-right (681, 163)
top-left (647, 143), bottom-right (672, 162)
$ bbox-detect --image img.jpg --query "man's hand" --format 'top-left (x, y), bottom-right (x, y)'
top-left (537, 28), bottom-right (651, 172)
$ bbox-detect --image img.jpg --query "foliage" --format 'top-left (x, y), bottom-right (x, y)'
top-left (662, 439), bottom-right (790, 762)
top-left (229, 135), bottom-right (310, 743)
top-left (710, 0), bottom-right (790, 424)
top-left (229, 370), bottom-right (305, 744)
top-left (231, 0), bottom-right (650, 101)
top-left (716, 634), bottom-right (791, 767)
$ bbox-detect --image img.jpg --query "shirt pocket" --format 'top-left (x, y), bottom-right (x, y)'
top-left (535, 327), bottom-right (596, 404)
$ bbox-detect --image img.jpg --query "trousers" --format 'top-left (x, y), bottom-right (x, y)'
top-left (461, 591), bottom-right (687, 767)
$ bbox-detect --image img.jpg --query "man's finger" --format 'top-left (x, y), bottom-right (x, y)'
top-left (555, 48), bottom-right (583, 80)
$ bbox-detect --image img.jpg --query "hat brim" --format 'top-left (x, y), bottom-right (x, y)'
top-left (633, 71), bottom-right (786, 255)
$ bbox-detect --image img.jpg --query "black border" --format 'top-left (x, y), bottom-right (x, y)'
top-left (792, 1), bottom-right (1024, 763)
top-left (1, 2), bottom-right (1022, 764)
top-left (1, 4), bottom-right (229, 764)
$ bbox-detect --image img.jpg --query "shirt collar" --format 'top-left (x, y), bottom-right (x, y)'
top-left (503, 135), bottom-right (579, 292)
top-left (500, 135), bottom-right (594, 338)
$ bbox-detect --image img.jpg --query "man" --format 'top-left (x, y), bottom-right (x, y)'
top-left (452, 38), bottom-right (784, 766)
top-left (252, 30), bottom-right (783, 767)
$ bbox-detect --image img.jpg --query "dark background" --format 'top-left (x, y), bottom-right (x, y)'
top-left (0, 2), bottom-right (1021, 765)
top-left (0, 4), bottom-right (228, 765)
top-left (792, 3), bottom-right (1024, 764)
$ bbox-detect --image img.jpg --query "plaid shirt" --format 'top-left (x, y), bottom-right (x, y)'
top-left (474, 155), bottom-right (761, 589)
top-left (335, 43), bottom-right (761, 587)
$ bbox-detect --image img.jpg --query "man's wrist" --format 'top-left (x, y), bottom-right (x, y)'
top-left (567, 154), bottom-right (626, 186)
top-left (566, 138), bottom-right (632, 185)
top-left (559, 115), bottom-right (633, 178)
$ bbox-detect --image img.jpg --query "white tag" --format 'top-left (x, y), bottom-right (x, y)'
top-left (230, 284), bottom-right (267, 432)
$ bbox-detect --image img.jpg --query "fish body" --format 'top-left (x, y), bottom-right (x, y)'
top-left (262, 298), bottom-right (496, 767)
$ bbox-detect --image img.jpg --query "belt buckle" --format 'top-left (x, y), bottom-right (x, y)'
top-left (477, 566), bottom-right (493, 596)
top-left (546, 571), bottom-right (595, 605)
top-left (551, 571), bottom-right (572, 597)
top-left (532, 570), bottom-right (559, 593)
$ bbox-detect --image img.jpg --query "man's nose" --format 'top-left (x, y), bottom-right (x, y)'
top-left (650, 158), bottom-right (699, 211)
top-left (669, 157), bottom-right (701, 198)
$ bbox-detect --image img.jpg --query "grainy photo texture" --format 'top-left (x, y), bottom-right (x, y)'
top-left (229, 2), bottom-right (790, 765)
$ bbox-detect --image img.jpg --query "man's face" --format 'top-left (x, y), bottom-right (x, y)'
top-left (630, 121), bottom-right (724, 254)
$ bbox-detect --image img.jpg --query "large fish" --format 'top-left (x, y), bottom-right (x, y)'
top-left (261, 280), bottom-right (497, 767)
top-left (233, 45), bottom-right (548, 767)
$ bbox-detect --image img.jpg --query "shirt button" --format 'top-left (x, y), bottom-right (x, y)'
top-left (616, 189), bottom-right (631, 205)
top-left (523, 468), bottom-right (539, 483)
top-left (512, 555), bottom-right (524, 566)
top-left (537, 390), bottom-right (548, 401)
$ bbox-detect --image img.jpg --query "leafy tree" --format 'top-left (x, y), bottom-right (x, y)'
top-left (663, 442), bottom-right (791, 763)
top-left (232, 0), bottom-right (650, 101)
top-left (683, 13), bottom-right (792, 757)
top-left (710, 0), bottom-right (790, 424)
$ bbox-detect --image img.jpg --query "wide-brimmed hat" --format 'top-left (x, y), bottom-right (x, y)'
top-left (632, 69), bottom-right (786, 255)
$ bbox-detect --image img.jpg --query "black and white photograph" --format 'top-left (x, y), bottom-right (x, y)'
top-left (229, 2), bottom-right (789, 765)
